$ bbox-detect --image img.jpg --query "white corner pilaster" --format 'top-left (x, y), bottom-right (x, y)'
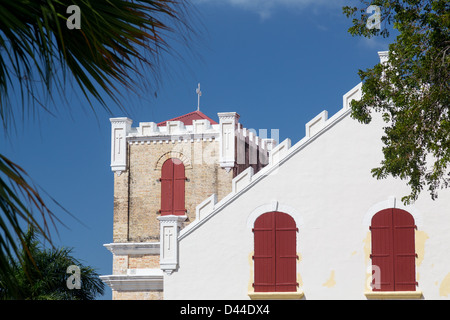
top-left (110, 117), bottom-right (132, 175)
top-left (218, 112), bottom-right (240, 172)
top-left (158, 215), bottom-right (187, 275)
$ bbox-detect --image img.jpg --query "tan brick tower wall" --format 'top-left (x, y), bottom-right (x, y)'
top-left (110, 138), bottom-right (233, 299)
top-left (113, 138), bottom-right (233, 243)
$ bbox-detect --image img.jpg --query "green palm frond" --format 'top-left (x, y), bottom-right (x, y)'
top-left (0, 154), bottom-right (63, 298)
top-left (0, 0), bottom-right (198, 299)
top-left (0, 0), bottom-right (197, 130)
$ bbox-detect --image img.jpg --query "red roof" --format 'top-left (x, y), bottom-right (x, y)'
top-left (157, 110), bottom-right (218, 127)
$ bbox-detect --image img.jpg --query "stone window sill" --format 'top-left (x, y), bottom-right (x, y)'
top-left (248, 291), bottom-right (304, 300)
top-left (364, 290), bottom-right (423, 299)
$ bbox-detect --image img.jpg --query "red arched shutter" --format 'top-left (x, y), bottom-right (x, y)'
top-left (370, 209), bottom-right (395, 291)
top-left (275, 212), bottom-right (298, 292)
top-left (160, 158), bottom-right (185, 216)
top-left (253, 212), bottom-right (297, 292)
top-left (393, 209), bottom-right (417, 291)
top-left (253, 212), bottom-right (276, 292)
top-left (370, 208), bottom-right (416, 291)
top-left (172, 158), bottom-right (186, 215)
top-left (160, 159), bottom-right (174, 216)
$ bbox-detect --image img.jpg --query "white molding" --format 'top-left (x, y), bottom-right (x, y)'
top-left (128, 132), bottom-right (219, 144)
top-left (100, 271), bottom-right (163, 291)
top-left (362, 196), bottom-right (423, 227)
top-left (246, 201), bottom-right (304, 229)
top-left (104, 242), bottom-right (160, 255)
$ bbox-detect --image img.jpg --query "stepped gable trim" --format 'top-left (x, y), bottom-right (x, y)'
top-left (178, 82), bottom-right (362, 242)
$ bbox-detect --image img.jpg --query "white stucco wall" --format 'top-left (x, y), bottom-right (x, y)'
top-left (164, 106), bottom-right (450, 300)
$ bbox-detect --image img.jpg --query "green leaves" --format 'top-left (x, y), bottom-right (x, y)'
top-left (345, 0), bottom-right (450, 204)
top-left (0, 155), bottom-right (61, 298)
top-left (0, 0), bottom-right (198, 299)
top-left (0, 227), bottom-right (105, 300)
top-left (0, 0), bottom-right (196, 130)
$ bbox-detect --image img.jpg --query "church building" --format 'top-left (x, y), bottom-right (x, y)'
top-left (101, 53), bottom-right (450, 300)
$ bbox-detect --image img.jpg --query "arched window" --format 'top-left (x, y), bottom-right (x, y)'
top-left (252, 211), bottom-right (298, 292)
top-left (160, 158), bottom-right (186, 216)
top-left (370, 208), bottom-right (417, 291)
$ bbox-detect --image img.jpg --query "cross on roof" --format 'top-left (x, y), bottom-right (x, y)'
top-left (196, 83), bottom-right (202, 111)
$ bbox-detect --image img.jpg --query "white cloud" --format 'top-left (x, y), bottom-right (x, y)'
top-left (359, 37), bottom-right (391, 51)
top-left (194, 0), bottom-right (345, 19)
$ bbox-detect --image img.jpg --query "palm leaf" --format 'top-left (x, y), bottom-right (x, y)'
top-left (0, 0), bottom-right (198, 131)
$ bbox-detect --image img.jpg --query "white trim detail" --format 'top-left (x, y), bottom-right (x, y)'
top-left (103, 242), bottom-right (160, 255)
top-left (246, 201), bottom-right (304, 229)
top-left (100, 270), bottom-right (163, 291)
top-left (362, 196), bottom-right (423, 227)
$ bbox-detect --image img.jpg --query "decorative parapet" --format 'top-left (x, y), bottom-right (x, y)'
top-left (305, 110), bottom-right (328, 138)
top-left (343, 82), bottom-right (363, 111)
top-left (196, 194), bottom-right (217, 221)
top-left (232, 166), bottom-right (254, 194)
top-left (180, 81), bottom-right (364, 243)
top-left (269, 138), bottom-right (291, 166)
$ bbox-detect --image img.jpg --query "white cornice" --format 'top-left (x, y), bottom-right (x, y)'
top-left (104, 242), bottom-right (160, 255)
top-left (127, 132), bottom-right (219, 143)
top-left (100, 271), bottom-right (163, 291)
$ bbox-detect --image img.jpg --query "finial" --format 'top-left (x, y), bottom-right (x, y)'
top-left (196, 83), bottom-right (202, 111)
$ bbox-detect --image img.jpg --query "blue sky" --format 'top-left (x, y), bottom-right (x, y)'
top-left (2, 0), bottom-right (393, 299)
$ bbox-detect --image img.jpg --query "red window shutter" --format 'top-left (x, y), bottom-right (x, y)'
top-left (172, 158), bottom-right (186, 215)
top-left (393, 209), bottom-right (416, 291)
top-left (160, 158), bottom-right (186, 216)
top-left (160, 159), bottom-right (174, 215)
top-left (370, 209), bottom-right (395, 291)
top-left (253, 212), bottom-right (297, 292)
top-left (275, 212), bottom-right (297, 292)
top-left (253, 212), bottom-right (276, 292)
top-left (371, 208), bottom-right (417, 292)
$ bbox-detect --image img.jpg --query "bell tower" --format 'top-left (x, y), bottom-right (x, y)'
top-left (101, 89), bottom-right (276, 299)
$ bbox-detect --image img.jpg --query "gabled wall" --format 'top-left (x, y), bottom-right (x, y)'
top-left (163, 85), bottom-right (450, 300)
